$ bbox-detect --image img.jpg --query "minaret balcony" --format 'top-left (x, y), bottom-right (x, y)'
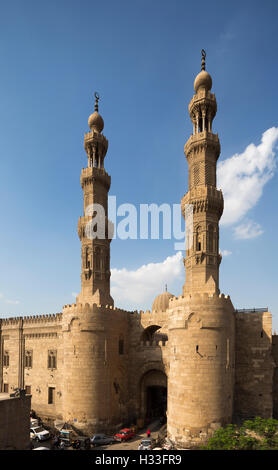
top-left (189, 89), bottom-right (216, 108)
top-left (84, 129), bottom-right (108, 146)
top-left (181, 186), bottom-right (223, 218)
top-left (81, 166), bottom-right (111, 190)
top-left (185, 131), bottom-right (220, 159)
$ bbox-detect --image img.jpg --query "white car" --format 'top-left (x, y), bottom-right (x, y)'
top-left (33, 446), bottom-right (50, 450)
top-left (30, 426), bottom-right (50, 441)
top-left (30, 418), bottom-right (39, 427)
top-left (138, 439), bottom-right (154, 450)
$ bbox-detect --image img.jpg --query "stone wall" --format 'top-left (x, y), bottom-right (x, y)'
top-left (234, 311), bottom-right (274, 420)
top-left (0, 392), bottom-right (31, 450)
top-left (0, 306), bottom-right (276, 442)
top-left (0, 315), bottom-right (63, 422)
top-left (272, 334), bottom-right (278, 418)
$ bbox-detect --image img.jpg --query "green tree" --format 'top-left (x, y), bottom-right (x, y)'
top-left (202, 418), bottom-right (278, 450)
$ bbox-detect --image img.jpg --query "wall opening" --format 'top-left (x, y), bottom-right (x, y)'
top-left (146, 385), bottom-right (167, 421)
top-left (139, 369), bottom-right (167, 424)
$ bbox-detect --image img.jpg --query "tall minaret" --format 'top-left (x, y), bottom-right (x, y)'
top-left (167, 53), bottom-right (235, 448)
top-left (76, 93), bottom-right (114, 306)
top-left (181, 50), bottom-right (223, 295)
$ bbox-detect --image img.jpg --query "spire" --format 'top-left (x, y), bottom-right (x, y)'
top-left (194, 49), bottom-right (212, 93)
top-left (94, 91), bottom-right (99, 112)
top-left (201, 49), bottom-right (206, 71)
top-left (88, 91), bottom-right (104, 133)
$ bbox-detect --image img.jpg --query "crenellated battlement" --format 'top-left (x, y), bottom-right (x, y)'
top-left (139, 340), bottom-right (168, 348)
top-left (168, 292), bottom-right (232, 309)
top-left (1, 313), bottom-right (62, 327)
top-left (23, 313), bottom-right (63, 324)
top-left (1, 317), bottom-right (23, 326)
top-left (62, 302), bottom-right (133, 316)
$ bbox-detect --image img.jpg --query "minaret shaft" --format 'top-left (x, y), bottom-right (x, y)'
top-left (182, 63), bottom-right (223, 295)
top-left (76, 94), bottom-right (114, 306)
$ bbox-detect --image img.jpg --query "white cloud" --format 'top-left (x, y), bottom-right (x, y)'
top-left (220, 249), bottom-right (232, 257)
top-left (233, 220), bottom-right (264, 240)
top-left (72, 292), bottom-right (78, 298)
top-left (5, 299), bottom-right (20, 305)
top-left (0, 292), bottom-right (20, 305)
top-left (217, 127), bottom-right (278, 226)
top-left (111, 251), bottom-right (183, 310)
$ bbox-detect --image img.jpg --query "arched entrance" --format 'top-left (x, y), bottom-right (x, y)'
top-left (139, 369), bottom-right (167, 422)
top-left (140, 325), bottom-right (168, 344)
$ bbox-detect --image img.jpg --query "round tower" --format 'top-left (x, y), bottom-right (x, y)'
top-left (167, 51), bottom-right (235, 448)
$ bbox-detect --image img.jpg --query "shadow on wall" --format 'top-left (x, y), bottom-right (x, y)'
top-left (233, 309), bottom-right (274, 423)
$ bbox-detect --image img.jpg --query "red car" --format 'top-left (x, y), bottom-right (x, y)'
top-left (114, 428), bottom-right (135, 442)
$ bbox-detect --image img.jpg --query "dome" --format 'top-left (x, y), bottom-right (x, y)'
top-left (152, 291), bottom-right (174, 312)
top-left (194, 70), bottom-right (212, 92)
top-left (88, 111), bottom-right (104, 133)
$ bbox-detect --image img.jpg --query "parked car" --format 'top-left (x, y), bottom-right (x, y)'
top-left (30, 418), bottom-right (39, 427)
top-left (138, 438), bottom-right (154, 450)
top-left (30, 426), bottom-right (50, 441)
top-left (114, 428), bottom-right (135, 442)
top-left (33, 446), bottom-right (50, 450)
top-left (91, 434), bottom-right (115, 447)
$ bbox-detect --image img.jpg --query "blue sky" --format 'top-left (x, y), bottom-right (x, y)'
top-left (0, 0), bottom-right (277, 328)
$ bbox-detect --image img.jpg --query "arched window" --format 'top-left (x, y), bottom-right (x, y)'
top-left (196, 227), bottom-right (201, 251)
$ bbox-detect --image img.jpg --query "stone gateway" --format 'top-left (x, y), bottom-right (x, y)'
top-left (0, 54), bottom-right (276, 448)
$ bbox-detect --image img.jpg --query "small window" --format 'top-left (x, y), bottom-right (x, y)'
top-left (25, 385), bottom-right (31, 395)
top-left (261, 330), bottom-right (264, 338)
top-left (3, 351), bottom-right (9, 367)
top-left (25, 350), bottom-right (33, 368)
top-left (48, 387), bottom-right (55, 404)
top-left (3, 383), bottom-right (8, 393)
top-left (48, 350), bottom-right (57, 369)
top-left (119, 339), bottom-right (124, 355)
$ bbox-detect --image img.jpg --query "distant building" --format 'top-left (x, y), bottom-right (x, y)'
top-left (0, 53), bottom-right (276, 448)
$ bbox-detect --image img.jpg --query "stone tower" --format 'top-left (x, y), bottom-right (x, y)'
top-left (60, 95), bottom-right (129, 434)
top-left (167, 52), bottom-right (236, 448)
top-left (76, 93), bottom-right (114, 306)
top-left (182, 49), bottom-right (223, 295)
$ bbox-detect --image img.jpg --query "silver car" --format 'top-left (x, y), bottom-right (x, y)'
top-left (138, 439), bottom-right (153, 450)
top-left (91, 434), bottom-right (115, 447)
